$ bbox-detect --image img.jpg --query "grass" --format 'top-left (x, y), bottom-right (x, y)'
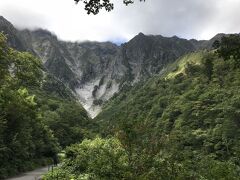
top-left (165, 51), bottom-right (206, 79)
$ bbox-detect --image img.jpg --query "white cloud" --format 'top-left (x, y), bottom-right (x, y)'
top-left (0, 0), bottom-right (239, 42)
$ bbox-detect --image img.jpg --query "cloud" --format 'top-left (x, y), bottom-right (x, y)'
top-left (0, 5), bottom-right (49, 30)
top-left (0, 0), bottom-right (239, 42)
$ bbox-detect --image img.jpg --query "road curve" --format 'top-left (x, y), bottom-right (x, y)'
top-left (6, 166), bottom-right (52, 180)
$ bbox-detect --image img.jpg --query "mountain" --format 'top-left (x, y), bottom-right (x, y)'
top-left (190, 33), bottom-right (227, 50)
top-left (19, 29), bottom-right (126, 117)
top-left (0, 16), bottom-right (28, 51)
top-left (0, 31), bottom-right (96, 178)
top-left (0, 16), bottom-right (225, 117)
top-left (2, 15), bottom-right (240, 179)
top-left (121, 33), bottom-right (196, 82)
top-left (94, 50), bottom-right (240, 178)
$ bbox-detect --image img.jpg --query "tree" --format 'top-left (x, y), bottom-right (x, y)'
top-left (212, 40), bottom-right (220, 49)
top-left (42, 101), bottom-right (92, 147)
top-left (0, 33), bottom-right (60, 178)
top-left (203, 53), bottom-right (214, 81)
top-left (44, 137), bottom-right (131, 179)
top-left (217, 34), bottom-right (240, 62)
top-left (74, 0), bottom-right (145, 14)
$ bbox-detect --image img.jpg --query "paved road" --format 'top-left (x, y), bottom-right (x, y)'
top-left (6, 166), bottom-right (52, 180)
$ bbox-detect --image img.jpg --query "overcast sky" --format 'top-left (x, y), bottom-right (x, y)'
top-left (0, 0), bottom-right (240, 43)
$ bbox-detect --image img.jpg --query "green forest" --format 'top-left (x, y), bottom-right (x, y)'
top-left (0, 33), bottom-right (95, 179)
top-left (1, 32), bottom-right (240, 179)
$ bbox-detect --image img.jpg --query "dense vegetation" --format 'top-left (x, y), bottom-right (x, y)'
top-left (47, 35), bottom-right (240, 179)
top-left (2, 30), bottom-right (240, 179)
top-left (95, 37), bottom-right (240, 179)
top-left (44, 137), bottom-right (131, 179)
top-left (0, 33), bottom-right (93, 179)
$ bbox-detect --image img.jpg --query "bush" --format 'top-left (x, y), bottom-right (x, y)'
top-left (44, 137), bottom-right (131, 180)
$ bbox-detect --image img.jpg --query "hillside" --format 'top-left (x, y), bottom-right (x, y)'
top-left (1, 14), bottom-right (240, 180)
top-left (94, 49), bottom-right (240, 178)
top-left (0, 32), bottom-right (94, 179)
top-left (0, 16), bottom-right (227, 117)
top-left (42, 35), bottom-right (240, 179)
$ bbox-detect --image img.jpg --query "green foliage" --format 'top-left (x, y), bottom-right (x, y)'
top-left (212, 39), bottom-right (220, 49)
top-left (44, 137), bottom-right (131, 180)
top-left (202, 53), bottom-right (214, 81)
top-left (2, 31), bottom-right (240, 179)
top-left (95, 50), bottom-right (240, 179)
top-left (216, 34), bottom-right (240, 65)
top-left (0, 32), bottom-right (59, 178)
top-left (42, 74), bottom-right (75, 100)
top-left (0, 32), bottom-right (92, 178)
top-left (41, 99), bottom-right (95, 147)
top-left (145, 155), bottom-right (239, 180)
top-left (0, 79), bottom-right (59, 179)
top-left (9, 50), bottom-right (44, 87)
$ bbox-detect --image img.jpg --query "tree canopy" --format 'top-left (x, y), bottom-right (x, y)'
top-left (44, 37), bottom-right (240, 179)
top-left (216, 34), bottom-right (240, 63)
top-left (0, 32), bottom-right (95, 178)
top-left (44, 137), bottom-right (131, 179)
top-left (74, 0), bottom-right (145, 14)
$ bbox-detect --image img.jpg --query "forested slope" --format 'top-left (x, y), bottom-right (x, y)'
top-left (45, 35), bottom-right (240, 179)
top-left (1, 16), bottom-right (228, 117)
top-left (2, 26), bottom-right (240, 179)
top-left (0, 33), bottom-right (94, 179)
top-left (95, 37), bottom-right (240, 179)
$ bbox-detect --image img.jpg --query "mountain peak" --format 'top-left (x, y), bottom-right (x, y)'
top-left (138, 32), bottom-right (145, 36)
top-left (0, 15), bottom-right (6, 21)
top-left (32, 28), bottom-right (58, 39)
top-left (0, 15), bottom-right (234, 117)
top-left (171, 35), bottom-right (180, 39)
top-left (0, 16), bottom-right (14, 27)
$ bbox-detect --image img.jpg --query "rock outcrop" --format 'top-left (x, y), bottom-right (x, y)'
top-left (0, 16), bottom-right (226, 117)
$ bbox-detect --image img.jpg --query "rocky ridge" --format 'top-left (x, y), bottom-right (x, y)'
top-left (0, 16), bottom-right (225, 117)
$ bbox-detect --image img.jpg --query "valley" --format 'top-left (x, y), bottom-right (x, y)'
top-left (0, 15), bottom-right (240, 179)
top-left (0, 16), bottom-right (224, 117)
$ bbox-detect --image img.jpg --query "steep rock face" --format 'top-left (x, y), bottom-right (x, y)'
top-left (0, 16), bottom-right (28, 51)
top-left (0, 16), bottom-right (224, 117)
top-left (121, 33), bottom-right (196, 82)
top-left (20, 29), bottom-right (79, 89)
top-left (64, 41), bottom-right (127, 116)
top-left (19, 29), bottom-right (127, 117)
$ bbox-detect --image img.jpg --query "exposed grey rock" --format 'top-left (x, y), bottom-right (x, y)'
top-left (0, 16), bottom-right (27, 51)
top-left (121, 33), bottom-right (196, 82)
top-left (0, 16), bottom-right (227, 117)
